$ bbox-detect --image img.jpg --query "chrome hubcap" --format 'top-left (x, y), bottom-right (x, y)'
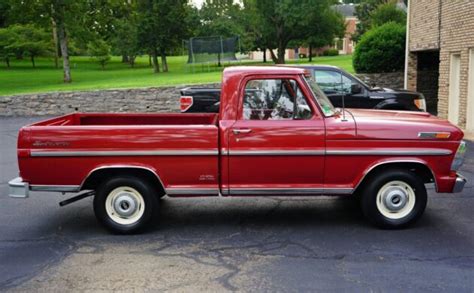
top-left (376, 181), bottom-right (416, 220)
top-left (105, 186), bottom-right (145, 225)
top-left (113, 193), bottom-right (138, 217)
top-left (383, 187), bottom-right (408, 212)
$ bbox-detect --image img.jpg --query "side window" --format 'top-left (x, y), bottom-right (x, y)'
top-left (243, 79), bottom-right (313, 120)
top-left (314, 70), bottom-right (356, 95)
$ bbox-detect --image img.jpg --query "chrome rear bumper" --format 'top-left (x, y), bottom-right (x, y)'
top-left (453, 174), bottom-right (467, 193)
top-left (9, 177), bottom-right (29, 198)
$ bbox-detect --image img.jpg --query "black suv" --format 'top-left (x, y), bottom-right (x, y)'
top-left (180, 65), bottom-right (426, 113)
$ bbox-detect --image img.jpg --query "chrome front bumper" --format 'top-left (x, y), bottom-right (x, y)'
top-left (453, 174), bottom-right (467, 193)
top-left (8, 177), bottom-right (29, 198)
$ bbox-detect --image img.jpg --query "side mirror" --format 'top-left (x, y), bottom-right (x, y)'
top-left (351, 84), bottom-right (362, 94)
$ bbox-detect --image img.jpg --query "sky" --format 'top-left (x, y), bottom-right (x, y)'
top-left (191, 0), bottom-right (204, 8)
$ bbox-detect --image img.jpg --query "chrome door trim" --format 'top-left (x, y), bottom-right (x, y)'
top-left (229, 150), bottom-right (325, 156)
top-left (31, 149), bottom-right (219, 157)
top-left (227, 188), bottom-right (353, 195)
top-left (166, 188), bottom-right (220, 195)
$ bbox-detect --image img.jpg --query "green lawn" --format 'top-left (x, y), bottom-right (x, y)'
top-left (0, 54), bottom-right (353, 96)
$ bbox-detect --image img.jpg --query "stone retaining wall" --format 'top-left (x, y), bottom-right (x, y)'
top-left (355, 72), bottom-right (404, 90)
top-left (0, 72), bottom-right (405, 117)
top-left (0, 84), bottom-right (220, 116)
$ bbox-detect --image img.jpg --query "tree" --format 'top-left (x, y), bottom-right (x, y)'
top-left (8, 24), bottom-right (51, 68)
top-left (88, 39), bottom-right (111, 70)
top-left (5, 0), bottom-right (92, 82)
top-left (138, 0), bottom-right (188, 73)
top-left (370, 2), bottom-right (406, 27)
top-left (0, 2), bottom-right (10, 28)
top-left (353, 0), bottom-right (389, 41)
top-left (198, 0), bottom-right (244, 38)
top-left (111, 21), bottom-right (140, 67)
top-left (304, 6), bottom-right (345, 62)
top-left (0, 27), bottom-right (14, 67)
top-left (353, 22), bottom-right (406, 73)
top-left (253, 0), bottom-right (341, 64)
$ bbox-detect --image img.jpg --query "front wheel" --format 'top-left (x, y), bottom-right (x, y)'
top-left (94, 176), bottom-right (159, 234)
top-left (360, 169), bottom-right (427, 229)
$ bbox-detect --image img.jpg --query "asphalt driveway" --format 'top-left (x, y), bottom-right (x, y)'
top-left (0, 117), bottom-right (473, 292)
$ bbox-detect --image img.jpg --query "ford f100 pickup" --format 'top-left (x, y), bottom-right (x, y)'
top-left (9, 66), bottom-right (467, 234)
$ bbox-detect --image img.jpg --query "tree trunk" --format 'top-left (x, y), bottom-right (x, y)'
top-left (5, 57), bottom-right (10, 68)
top-left (276, 46), bottom-right (285, 64)
top-left (31, 55), bottom-right (35, 68)
top-left (51, 18), bottom-right (59, 69)
top-left (122, 55), bottom-right (129, 63)
top-left (57, 20), bottom-right (71, 83)
top-left (130, 56), bottom-right (136, 68)
top-left (262, 48), bottom-right (266, 63)
top-left (151, 49), bottom-right (160, 73)
top-left (161, 51), bottom-right (168, 72)
top-left (309, 44), bottom-right (313, 62)
top-left (148, 55), bottom-right (152, 67)
top-left (269, 49), bottom-right (278, 63)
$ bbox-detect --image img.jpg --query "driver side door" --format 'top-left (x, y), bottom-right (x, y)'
top-left (227, 76), bottom-right (326, 195)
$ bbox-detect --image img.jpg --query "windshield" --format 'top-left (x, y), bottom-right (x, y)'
top-left (304, 76), bottom-right (336, 117)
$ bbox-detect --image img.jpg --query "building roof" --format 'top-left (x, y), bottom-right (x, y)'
top-left (333, 4), bottom-right (356, 18)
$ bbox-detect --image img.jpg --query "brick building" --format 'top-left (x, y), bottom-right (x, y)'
top-left (405, 0), bottom-right (474, 131)
top-left (333, 4), bottom-right (357, 55)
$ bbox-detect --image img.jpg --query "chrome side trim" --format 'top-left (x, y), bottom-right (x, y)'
top-left (326, 149), bottom-right (452, 156)
top-left (229, 150), bottom-right (325, 156)
top-left (31, 149), bottom-right (218, 157)
top-left (79, 165), bottom-right (167, 193)
top-left (354, 159), bottom-right (438, 192)
top-left (227, 188), bottom-right (353, 195)
top-left (166, 188), bottom-right (219, 195)
top-left (226, 149), bottom-right (451, 156)
top-left (30, 185), bottom-right (80, 192)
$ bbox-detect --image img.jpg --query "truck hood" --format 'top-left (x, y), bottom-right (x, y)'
top-left (346, 109), bottom-right (464, 140)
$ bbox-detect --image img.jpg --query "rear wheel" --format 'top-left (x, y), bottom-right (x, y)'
top-left (360, 169), bottom-right (427, 228)
top-left (94, 176), bottom-right (159, 234)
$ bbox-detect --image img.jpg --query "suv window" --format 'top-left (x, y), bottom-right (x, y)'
top-left (314, 70), bottom-right (356, 94)
top-left (243, 79), bottom-right (312, 120)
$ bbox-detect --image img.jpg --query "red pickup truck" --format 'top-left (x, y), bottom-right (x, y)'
top-left (9, 66), bottom-right (467, 234)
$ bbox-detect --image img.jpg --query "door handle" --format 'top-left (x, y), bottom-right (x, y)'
top-left (233, 128), bottom-right (252, 134)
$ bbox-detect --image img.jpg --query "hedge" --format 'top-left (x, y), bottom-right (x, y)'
top-left (353, 22), bottom-right (406, 73)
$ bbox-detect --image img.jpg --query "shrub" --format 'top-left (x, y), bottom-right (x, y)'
top-left (87, 39), bottom-right (111, 70)
top-left (323, 48), bottom-right (339, 56)
top-left (298, 53), bottom-right (306, 59)
top-left (353, 22), bottom-right (406, 73)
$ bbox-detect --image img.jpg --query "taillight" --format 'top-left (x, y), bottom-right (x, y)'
top-left (414, 97), bottom-right (426, 111)
top-left (180, 96), bottom-right (193, 112)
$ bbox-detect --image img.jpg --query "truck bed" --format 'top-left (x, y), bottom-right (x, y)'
top-left (18, 113), bottom-right (220, 193)
top-left (31, 113), bottom-right (219, 126)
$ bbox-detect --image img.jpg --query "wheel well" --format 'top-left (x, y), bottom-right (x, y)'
top-left (81, 167), bottom-right (166, 195)
top-left (355, 162), bottom-right (435, 193)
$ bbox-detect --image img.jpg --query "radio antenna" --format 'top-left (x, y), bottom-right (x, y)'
top-left (340, 73), bottom-right (347, 122)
